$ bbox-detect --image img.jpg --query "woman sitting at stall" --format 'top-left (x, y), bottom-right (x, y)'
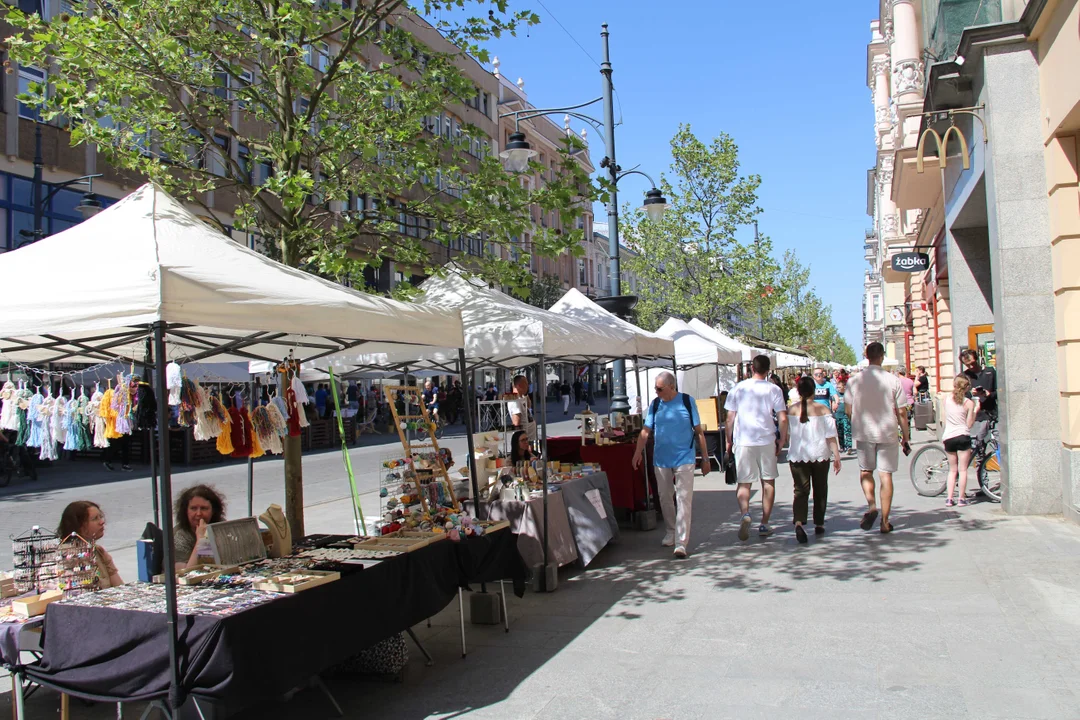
top-left (56, 500), bottom-right (123, 588)
top-left (174, 484), bottom-right (227, 570)
top-left (510, 429), bottom-right (533, 465)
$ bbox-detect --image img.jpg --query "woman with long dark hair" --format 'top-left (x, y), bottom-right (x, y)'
top-left (786, 377), bottom-right (842, 543)
top-left (173, 484), bottom-right (227, 570)
top-left (56, 500), bottom-right (123, 587)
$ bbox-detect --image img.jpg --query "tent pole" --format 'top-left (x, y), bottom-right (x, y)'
top-left (246, 378), bottom-right (255, 518)
top-left (152, 322), bottom-right (184, 711)
top-left (458, 350), bottom-right (483, 520)
top-left (633, 356), bottom-right (652, 514)
top-left (537, 354), bottom-right (552, 592)
top-left (144, 337), bottom-right (160, 528)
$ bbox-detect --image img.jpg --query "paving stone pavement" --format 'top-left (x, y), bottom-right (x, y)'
top-left (3, 429), bottom-right (1080, 719)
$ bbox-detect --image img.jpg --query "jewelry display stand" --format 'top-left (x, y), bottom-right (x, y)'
top-left (56, 533), bottom-right (98, 596)
top-left (259, 504), bottom-right (292, 558)
top-left (383, 385), bottom-right (460, 513)
top-left (12, 526), bottom-right (59, 594)
top-left (206, 518), bottom-right (267, 567)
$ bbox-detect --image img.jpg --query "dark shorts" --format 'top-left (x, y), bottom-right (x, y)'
top-left (944, 435), bottom-right (972, 453)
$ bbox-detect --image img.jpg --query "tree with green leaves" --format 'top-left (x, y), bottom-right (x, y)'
top-left (5, 0), bottom-right (599, 534)
top-left (621, 124), bottom-right (761, 331)
top-left (526, 273), bottom-right (564, 309)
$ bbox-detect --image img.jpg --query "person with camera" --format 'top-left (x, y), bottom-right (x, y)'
top-left (960, 349), bottom-right (997, 448)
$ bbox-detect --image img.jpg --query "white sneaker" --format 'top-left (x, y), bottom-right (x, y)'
top-left (738, 514), bottom-right (752, 541)
top-left (673, 546), bottom-right (688, 559)
top-left (661, 532), bottom-right (675, 547)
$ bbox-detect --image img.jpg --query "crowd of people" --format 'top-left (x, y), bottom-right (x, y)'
top-left (636, 342), bottom-right (997, 558)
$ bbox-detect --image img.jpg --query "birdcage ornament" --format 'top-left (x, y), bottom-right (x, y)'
top-left (56, 532), bottom-right (100, 596)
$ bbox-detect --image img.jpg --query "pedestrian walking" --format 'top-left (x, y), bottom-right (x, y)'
top-left (724, 355), bottom-right (789, 541)
top-left (560, 380), bottom-right (571, 416)
top-left (898, 367), bottom-right (915, 428)
top-left (787, 377), bottom-right (843, 542)
top-left (844, 342), bottom-right (910, 534)
top-left (573, 378), bottom-right (582, 406)
top-left (942, 374), bottom-right (979, 507)
top-left (812, 367), bottom-right (839, 412)
top-left (834, 379), bottom-right (853, 453)
top-left (915, 366), bottom-right (930, 401)
top-left (632, 371), bottom-right (710, 559)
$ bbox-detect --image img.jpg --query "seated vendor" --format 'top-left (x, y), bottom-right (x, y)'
top-left (56, 501), bottom-right (123, 588)
top-left (510, 429), bottom-right (533, 465)
top-left (174, 484), bottom-right (227, 570)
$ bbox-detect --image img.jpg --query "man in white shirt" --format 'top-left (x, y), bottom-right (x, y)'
top-left (844, 342), bottom-right (910, 534)
top-left (507, 374), bottom-right (536, 443)
top-left (725, 355), bottom-right (789, 541)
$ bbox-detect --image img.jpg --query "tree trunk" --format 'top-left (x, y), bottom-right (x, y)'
top-left (283, 434), bottom-right (305, 538)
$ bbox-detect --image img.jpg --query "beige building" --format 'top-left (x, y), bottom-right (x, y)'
top-left (866, 0), bottom-right (1080, 520)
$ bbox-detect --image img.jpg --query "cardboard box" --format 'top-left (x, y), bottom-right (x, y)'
top-left (12, 590), bottom-right (64, 618)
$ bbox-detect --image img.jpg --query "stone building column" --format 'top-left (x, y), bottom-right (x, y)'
top-left (872, 54), bottom-right (892, 136)
top-left (890, 0), bottom-right (923, 104)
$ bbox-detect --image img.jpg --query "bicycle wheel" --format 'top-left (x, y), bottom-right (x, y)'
top-left (909, 444), bottom-right (949, 497)
top-left (978, 438), bottom-right (1003, 503)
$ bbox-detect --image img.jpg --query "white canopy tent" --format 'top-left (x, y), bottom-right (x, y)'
top-left (548, 288), bottom-right (675, 361)
top-left (687, 319), bottom-right (770, 364)
top-left (628, 318), bottom-right (742, 412)
top-left (0, 184), bottom-right (469, 713)
top-left (327, 266), bottom-right (639, 374)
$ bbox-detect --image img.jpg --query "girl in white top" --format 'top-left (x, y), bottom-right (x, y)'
top-left (942, 374), bottom-right (979, 507)
top-left (786, 377), bottom-right (843, 543)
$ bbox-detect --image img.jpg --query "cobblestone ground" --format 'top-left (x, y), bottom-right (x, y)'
top-left (4, 422), bottom-right (1080, 719)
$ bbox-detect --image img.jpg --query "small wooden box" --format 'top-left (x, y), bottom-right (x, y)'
top-left (0, 578), bottom-right (17, 599)
top-left (355, 533), bottom-right (439, 552)
top-left (253, 570), bottom-right (340, 593)
top-left (12, 590), bottom-right (64, 618)
top-left (478, 520), bottom-right (510, 534)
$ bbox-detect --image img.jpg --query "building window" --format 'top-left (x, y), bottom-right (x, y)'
top-left (481, 92), bottom-right (489, 118)
top-left (238, 70), bottom-right (253, 110)
top-left (17, 65), bottom-right (46, 121)
top-left (237, 143), bottom-right (252, 183)
top-left (213, 68), bottom-right (230, 101)
top-left (211, 135), bottom-right (230, 176)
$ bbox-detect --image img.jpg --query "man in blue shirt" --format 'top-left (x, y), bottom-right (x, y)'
top-left (314, 384), bottom-right (329, 418)
top-left (632, 372), bottom-right (710, 559)
top-left (812, 368), bottom-right (839, 413)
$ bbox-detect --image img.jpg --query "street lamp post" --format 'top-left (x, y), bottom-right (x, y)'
top-left (18, 122), bottom-right (103, 249)
top-left (499, 23), bottom-right (668, 415)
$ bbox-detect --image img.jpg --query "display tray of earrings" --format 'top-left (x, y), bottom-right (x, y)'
top-left (252, 569), bottom-right (340, 594)
top-left (56, 533), bottom-right (99, 596)
top-left (354, 532), bottom-right (442, 553)
top-left (153, 564), bottom-right (241, 586)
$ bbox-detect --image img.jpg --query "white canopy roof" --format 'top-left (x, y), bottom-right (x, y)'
top-left (655, 318), bottom-right (742, 366)
top-left (686, 319), bottom-right (768, 363)
top-left (0, 184), bottom-right (464, 365)
top-left (548, 288), bottom-right (674, 359)
top-left (328, 266), bottom-right (636, 373)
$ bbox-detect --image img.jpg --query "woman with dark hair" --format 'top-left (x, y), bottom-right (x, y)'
top-left (509, 430), bottom-right (533, 465)
top-left (785, 376), bottom-right (842, 543)
top-left (173, 484), bottom-right (227, 570)
top-left (57, 500), bottom-right (123, 588)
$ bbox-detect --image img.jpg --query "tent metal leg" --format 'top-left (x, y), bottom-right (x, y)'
top-left (537, 355), bottom-right (554, 592)
top-left (152, 322), bottom-right (184, 714)
top-left (12, 670), bottom-right (25, 720)
top-left (632, 356), bottom-right (652, 514)
top-left (137, 700), bottom-right (173, 720)
top-left (458, 350), bottom-right (482, 519)
top-left (406, 628), bottom-right (435, 667)
top-left (246, 379), bottom-right (255, 518)
top-left (458, 588), bottom-right (467, 659)
top-left (145, 338), bottom-right (160, 528)
top-left (500, 579), bottom-right (509, 633)
top-left (310, 676), bottom-right (343, 718)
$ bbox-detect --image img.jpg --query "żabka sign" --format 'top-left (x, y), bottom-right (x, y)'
top-left (891, 252), bottom-right (929, 273)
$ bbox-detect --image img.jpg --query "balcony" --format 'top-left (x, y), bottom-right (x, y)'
top-left (865, 271), bottom-right (881, 286)
top-left (923, 0), bottom-right (1001, 62)
top-left (864, 242), bottom-right (877, 261)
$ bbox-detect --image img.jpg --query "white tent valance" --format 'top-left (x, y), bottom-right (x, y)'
top-left (328, 266), bottom-right (637, 373)
top-left (656, 318), bottom-right (742, 367)
top-left (547, 288), bottom-right (674, 360)
top-left (0, 184), bottom-right (464, 366)
top-left (686, 319), bottom-right (772, 364)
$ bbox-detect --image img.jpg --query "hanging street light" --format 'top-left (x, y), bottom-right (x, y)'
top-left (499, 131), bottom-right (538, 173)
top-left (641, 187), bottom-right (669, 223)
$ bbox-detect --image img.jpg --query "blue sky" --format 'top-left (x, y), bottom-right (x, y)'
top-left (479, 0), bottom-right (874, 349)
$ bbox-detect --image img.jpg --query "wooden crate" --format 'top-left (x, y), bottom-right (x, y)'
top-left (253, 570), bottom-right (340, 593)
top-left (12, 590), bottom-right (64, 618)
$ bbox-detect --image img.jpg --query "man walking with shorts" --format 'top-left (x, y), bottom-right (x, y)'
top-left (725, 355), bottom-right (789, 540)
top-left (844, 342), bottom-right (910, 534)
top-left (633, 372), bottom-right (710, 559)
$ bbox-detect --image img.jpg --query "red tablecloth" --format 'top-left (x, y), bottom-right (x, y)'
top-left (544, 436), bottom-right (656, 511)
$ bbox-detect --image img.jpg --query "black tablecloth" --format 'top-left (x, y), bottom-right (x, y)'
top-left (22, 529), bottom-right (525, 710)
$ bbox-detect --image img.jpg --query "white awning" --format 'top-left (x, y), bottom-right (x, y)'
top-left (548, 288), bottom-right (674, 359)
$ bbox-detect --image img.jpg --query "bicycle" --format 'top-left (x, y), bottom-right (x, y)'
top-left (909, 417), bottom-right (1001, 502)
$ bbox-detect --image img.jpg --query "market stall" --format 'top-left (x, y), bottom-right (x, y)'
top-left (324, 265), bottom-right (640, 588)
top-left (0, 184), bottom-right (491, 716)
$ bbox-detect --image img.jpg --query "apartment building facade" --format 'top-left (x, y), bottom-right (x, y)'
top-left (866, 0), bottom-right (1080, 520)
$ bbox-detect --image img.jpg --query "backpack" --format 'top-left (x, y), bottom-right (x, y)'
top-left (650, 393), bottom-right (697, 450)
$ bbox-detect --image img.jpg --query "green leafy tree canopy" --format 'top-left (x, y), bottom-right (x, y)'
top-left (5, 0), bottom-right (599, 294)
